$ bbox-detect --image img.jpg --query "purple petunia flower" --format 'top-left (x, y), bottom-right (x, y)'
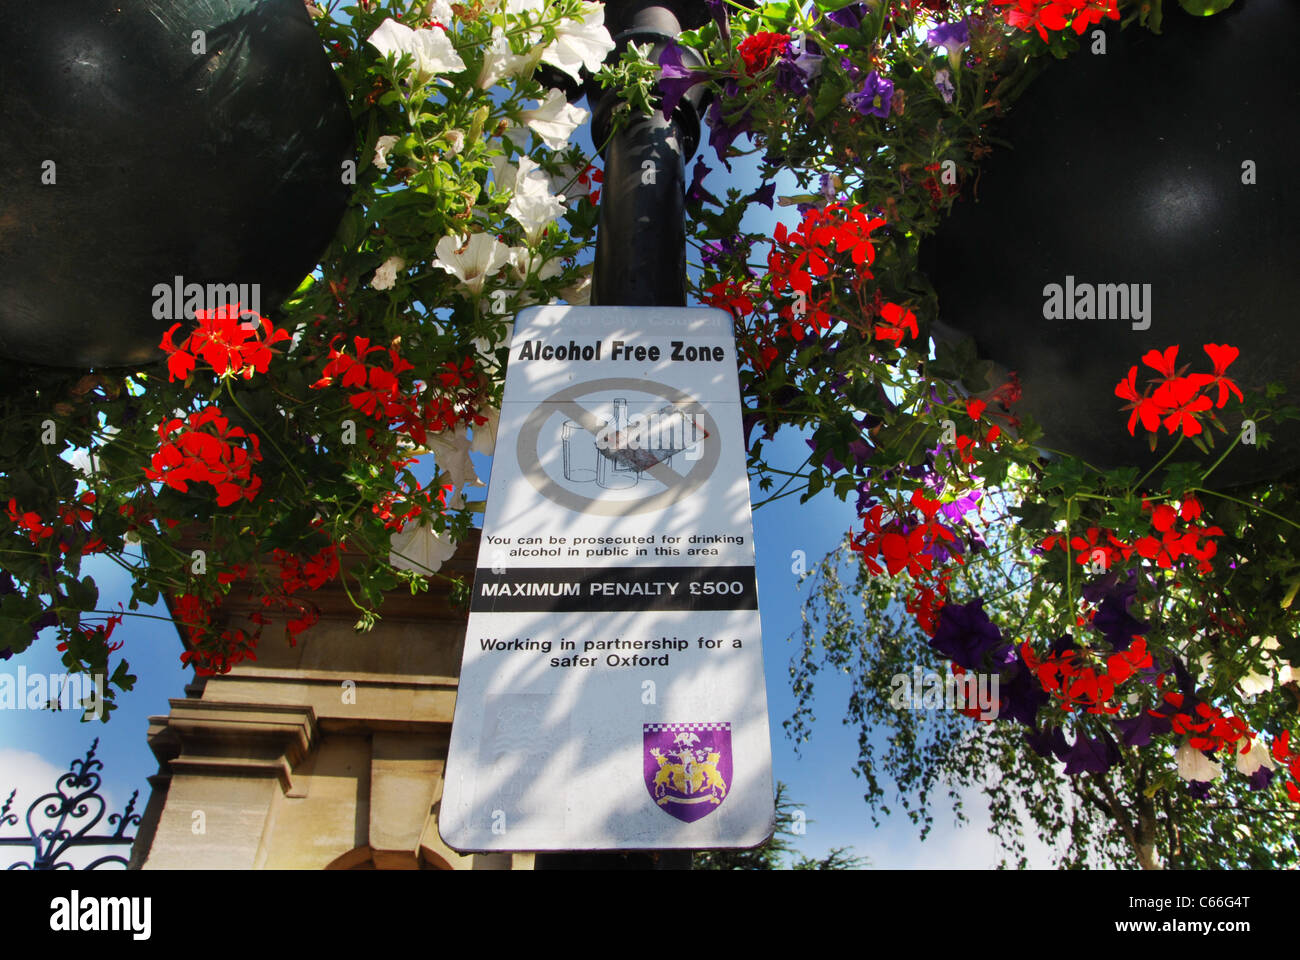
top-left (775, 57), bottom-right (808, 97)
top-left (774, 36), bottom-right (824, 98)
top-left (1059, 730), bottom-right (1121, 776)
top-left (704, 0), bottom-right (730, 43)
top-left (1113, 709), bottom-right (1173, 748)
top-left (939, 489), bottom-right (982, 524)
top-left (1187, 779), bottom-right (1213, 800)
top-left (707, 85), bottom-right (752, 168)
top-left (1247, 766), bottom-right (1275, 791)
top-left (791, 42), bottom-right (824, 80)
top-left (855, 482), bottom-right (877, 515)
top-left (825, 2), bottom-right (866, 30)
top-left (934, 68), bottom-right (955, 104)
top-left (999, 661), bottom-right (1048, 727)
top-left (847, 438), bottom-right (872, 470)
top-left (1025, 724), bottom-right (1069, 759)
top-left (849, 71), bottom-right (893, 118)
top-left (687, 156), bottom-right (722, 207)
top-left (1084, 569), bottom-right (1150, 652)
top-left (926, 18), bottom-right (970, 50)
top-left (745, 181), bottom-right (776, 209)
top-left (929, 598), bottom-right (1012, 671)
top-left (701, 233), bottom-right (748, 266)
top-left (658, 41), bottom-right (708, 120)
top-left (806, 439), bottom-right (844, 475)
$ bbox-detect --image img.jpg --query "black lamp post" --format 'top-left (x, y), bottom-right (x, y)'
top-left (533, 0), bottom-right (710, 871)
top-left (587, 0), bottom-right (711, 309)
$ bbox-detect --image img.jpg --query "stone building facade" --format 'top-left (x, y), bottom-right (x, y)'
top-left (128, 530), bottom-right (529, 869)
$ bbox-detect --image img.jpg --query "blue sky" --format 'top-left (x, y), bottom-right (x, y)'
top-left (0, 74), bottom-right (1048, 871)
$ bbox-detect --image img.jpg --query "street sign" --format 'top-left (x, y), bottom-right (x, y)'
top-left (439, 305), bottom-right (774, 852)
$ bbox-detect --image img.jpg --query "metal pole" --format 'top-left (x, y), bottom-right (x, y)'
top-left (534, 0), bottom-right (707, 872)
top-left (589, 0), bottom-right (708, 308)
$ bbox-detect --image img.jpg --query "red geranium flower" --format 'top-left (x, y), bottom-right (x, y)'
top-left (1202, 342), bottom-right (1244, 408)
top-left (737, 32), bottom-right (790, 74)
top-left (1114, 365), bottom-right (1166, 436)
top-left (873, 302), bottom-right (918, 346)
top-left (1152, 376), bottom-right (1213, 436)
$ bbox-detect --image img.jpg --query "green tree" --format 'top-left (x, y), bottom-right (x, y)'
top-left (693, 781), bottom-right (868, 870)
top-left (788, 529), bottom-right (1300, 870)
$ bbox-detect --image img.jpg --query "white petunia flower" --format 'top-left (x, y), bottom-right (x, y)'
top-left (368, 18), bottom-right (466, 85)
top-left (1175, 742), bottom-right (1222, 782)
top-left (477, 27), bottom-right (542, 89)
top-left (482, 0), bottom-right (544, 13)
top-left (371, 255), bottom-right (405, 291)
top-left (373, 134), bottom-right (400, 170)
top-left (390, 520), bottom-right (458, 575)
top-left (427, 424), bottom-right (484, 509)
top-left (1234, 739), bottom-right (1276, 777)
top-left (470, 405), bottom-right (501, 456)
top-left (443, 129), bottom-right (465, 156)
top-left (490, 247), bottom-right (562, 314)
top-left (503, 0), bottom-right (546, 15)
top-left (434, 233), bottom-right (510, 294)
top-left (542, 1), bottom-right (616, 82)
top-left (505, 156), bottom-right (566, 243)
top-left (559, 266), bottom-right (592, 305)
top-left (1240, 635), bottom-right (1283, 696)
top-left (1238, 668), bottom-right (1274, 697)
top-left (490, 154), bottom-right (518, 195)
top-left (516, 89), bottom-right (589, 151)
top-left (505, 245), bottom-right (563, 284)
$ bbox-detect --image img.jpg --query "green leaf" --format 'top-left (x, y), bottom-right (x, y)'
top-left (813, 77), bottom-right (847, 123)
top-left (66, 575), bottom-right (99, 613)
top-left (109, 659), bottom-right (137, 692)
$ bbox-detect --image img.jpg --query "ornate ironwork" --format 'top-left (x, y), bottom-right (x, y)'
top-left (0, 738), bottom-right (141, 869)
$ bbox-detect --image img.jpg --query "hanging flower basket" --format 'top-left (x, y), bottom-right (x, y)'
top-left (0, 0), bottom-right (353, 367)
top-left (923, 0), bottom-right (1300, 485)
top-left (1, 0), bottom-right (1297, 863)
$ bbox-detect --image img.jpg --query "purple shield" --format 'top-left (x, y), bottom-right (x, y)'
top-left (643, 722), bottom-right (732, 823)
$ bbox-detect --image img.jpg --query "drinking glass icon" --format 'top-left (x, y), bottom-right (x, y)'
top-left (561, 421), bottom-right (596, 482)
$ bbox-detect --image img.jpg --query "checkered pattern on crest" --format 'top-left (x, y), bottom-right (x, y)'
top-left (643, 722), bottom-right (730, 733)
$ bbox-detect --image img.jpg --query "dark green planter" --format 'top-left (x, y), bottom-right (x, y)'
top-left (923, 0), bottom-right (1300, 486)
top-left (0, 0), bottom-right (353, 367)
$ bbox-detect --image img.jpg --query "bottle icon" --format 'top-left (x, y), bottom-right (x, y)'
top-left (596, 398), bottom-right (639, 489)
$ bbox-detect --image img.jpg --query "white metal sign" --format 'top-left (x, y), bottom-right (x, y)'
top-left (440, 305), bottom-right (774, 852)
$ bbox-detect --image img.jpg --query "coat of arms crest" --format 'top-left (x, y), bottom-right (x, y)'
top-left (643, 722), bottom-right (732, 823)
